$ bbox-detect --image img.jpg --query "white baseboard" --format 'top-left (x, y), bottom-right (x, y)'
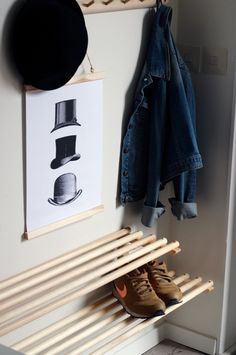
top-left (223, 342), bottom-right (236, 355)
top-left (100, 320), bottom-right (217, 355)
top-left (0, 345), bottom-right (22, 355)
top-left (110, 322), bottom-right (166, 355)
top-left (165, 321), bottom-right (217, 355)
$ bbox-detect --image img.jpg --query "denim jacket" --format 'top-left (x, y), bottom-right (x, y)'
top-left (120, 5), bottom-right (203, 227)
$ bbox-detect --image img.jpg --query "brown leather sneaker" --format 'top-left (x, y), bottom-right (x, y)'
top-left (113, 269), bottom-right (166, 318)
top-left (146, 260), bottom-right (183, 306)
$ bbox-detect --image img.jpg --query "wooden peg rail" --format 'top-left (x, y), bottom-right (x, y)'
top-left (79, 0), bottom-right (169, 14)
top-left (0, 227), bottom-right (214, 355)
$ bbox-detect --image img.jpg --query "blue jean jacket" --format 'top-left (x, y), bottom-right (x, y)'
top-left (120, 5), bottom-right (203, 227)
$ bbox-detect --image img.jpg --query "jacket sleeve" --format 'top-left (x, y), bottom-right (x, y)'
top-left (169, 170), bottom-right (198, 220)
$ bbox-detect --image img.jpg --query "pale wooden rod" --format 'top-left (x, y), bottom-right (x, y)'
top-left (73, 277), bottom-right (209, 355)
top-left (24, 72), bottom-right (105, 93)
top-left (79, 0), bottom-right (169, 14)
top-left (0, 240), bottom-right (179, 335)
top-left (0, 230), bottom-right (143, 303)
top-left (28, 304), bottom-right (125, 355)
top-left (71, 317), bottom-right (136, 355)
top-left (12, 294), bottom-right (115, 351)
top-left (92, 280), bottom-right (214, 355)
top-left (173, 273), bottom-right (190, 285)
top-left (0, 237), bottom-right (168, 323)
top-left (13, 272), bottom-right (187, 352)
top-left (45, 274), bottom-right (194, 355)
top-left (180, 277), bottom-right (202, 293)
top-left (25, 204), bottom-right (104, 239)
top-left (0, 227), bottom-right (131, 290)
top-left (45, 310), bottom-right (128, 355)
top-left (13, 274), bottom-right (210, 355)
top-left (0, 234), bottom-right (155, 310)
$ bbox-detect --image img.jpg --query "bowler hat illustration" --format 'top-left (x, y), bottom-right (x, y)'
top-left (51, 135), bottom-right (80, 170)
top-left (7, 0), bottom-right (88, 90)
top-left (51, 99), bottom-right (81, 133)
top-left (48, 173), bottom-right (82, 206)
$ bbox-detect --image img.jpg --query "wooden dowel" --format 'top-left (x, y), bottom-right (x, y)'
top-left (72, 317), bottom-right (137, 355)
top-left (180, 277), bottom-right (202, 293)
top-left (0, 240), bottom-right (178, 335)
top-left (44, 309), bottom-right (129, 355)
top-left (1, 235), bottom-right (155, 311)
top-left (0, 228), bottom-right (131, 290)
top-left (92, 281), bottom-right (214, 355)
top-left (173, 273), bottom-right (190, 285)
top-left (25, 205), bottom-right (104, 239)
top-left (172, 247), bottom-right (181, 255)
top-left (16, 268), bottom-right (179, 350)
top-left (25, 303), bottom-right (123, 355)
top-left (0, 237), bottom-right (168, 323)
top-left (12, 294), bottom-right (115, 351)
top-left (0, 231), bottom-right (143, 303)
top-left (25, 72), bottom-right (105, 93)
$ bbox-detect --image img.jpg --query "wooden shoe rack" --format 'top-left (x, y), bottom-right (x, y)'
top-left (0, 227), bottom-right (214, 354)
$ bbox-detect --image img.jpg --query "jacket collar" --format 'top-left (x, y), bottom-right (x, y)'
top-left (146, 5), bottom-right (172, 80)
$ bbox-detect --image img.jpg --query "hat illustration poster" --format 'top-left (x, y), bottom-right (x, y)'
top-left (25, 80), bottom-right (103, 237)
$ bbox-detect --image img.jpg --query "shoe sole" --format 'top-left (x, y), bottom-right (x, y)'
top-left (112, 284), bottom-right (165, 319)
top-left (167, 299), bottom-right (182, 307)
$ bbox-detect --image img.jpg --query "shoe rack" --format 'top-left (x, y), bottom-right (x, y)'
top-left (0, 228), bottom-right (214, 354)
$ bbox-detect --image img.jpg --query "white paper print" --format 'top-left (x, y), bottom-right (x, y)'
top-left (25, 80), bottom-right (103, 232)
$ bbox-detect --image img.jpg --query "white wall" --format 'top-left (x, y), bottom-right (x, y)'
top-left (167, 0), bottom-right (236, 353)
top-left (4, 1), bottom-right (235, 353)
top-left (0, 0), bottom-right (178, 350)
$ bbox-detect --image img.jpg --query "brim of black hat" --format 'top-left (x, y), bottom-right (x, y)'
top-left (8, 0), bottom-right (88, 91)
top-left (48, 189), bottom-right (82, 206)
top-left (51, 153), bottom-right (81, 170)
top-left (51, 122), bottom-right (81, 133)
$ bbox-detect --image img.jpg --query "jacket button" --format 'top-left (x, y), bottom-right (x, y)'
top-left (123, 148), bottom-right (129, 154)
top-left (123, 171), bottom-right (128, 177)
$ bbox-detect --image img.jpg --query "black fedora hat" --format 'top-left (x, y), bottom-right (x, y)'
top-left (48, 173), bottom-right (82, 206)
top-left (8, 0), bottom-right (88, 90)
top-left (51, 99), bottom-right (81, 133)
top-left (51, 135), bottom-right (81, 169)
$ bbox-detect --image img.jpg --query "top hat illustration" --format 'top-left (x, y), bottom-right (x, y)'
top-left (7, 0), bottom-right (88, 90)
top-left (48, 173), bottom-right (82, 206)
top-left (51, 135), bottom-right (81, 169)
top-left (51, 99), bottom-right (81, 133)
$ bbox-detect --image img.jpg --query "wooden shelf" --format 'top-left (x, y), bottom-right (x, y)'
top-left (0, 227), bottom-right (214, 354)
top-left (11, 274), bottom-right (213, 355)
top-left (0, 228), bottom-right (179, 336)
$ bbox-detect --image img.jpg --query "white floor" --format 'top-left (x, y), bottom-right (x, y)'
top-left (143, 340), bottom-right (205, 355)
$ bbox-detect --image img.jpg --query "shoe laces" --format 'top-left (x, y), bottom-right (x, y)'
top-left (129, 269), bottom-right (154, 297)
top-left (149, 262), bottom-right (172, 284)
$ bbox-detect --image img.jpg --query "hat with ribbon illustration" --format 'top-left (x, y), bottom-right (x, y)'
top-left (7, 0), bottom-right (88, 90)
top-left (50, 135), bottom-right (80, 169)
top-left (48, 173), bottom-right (82, 206)
top-left (51, 99), bottom-right (81, 133)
